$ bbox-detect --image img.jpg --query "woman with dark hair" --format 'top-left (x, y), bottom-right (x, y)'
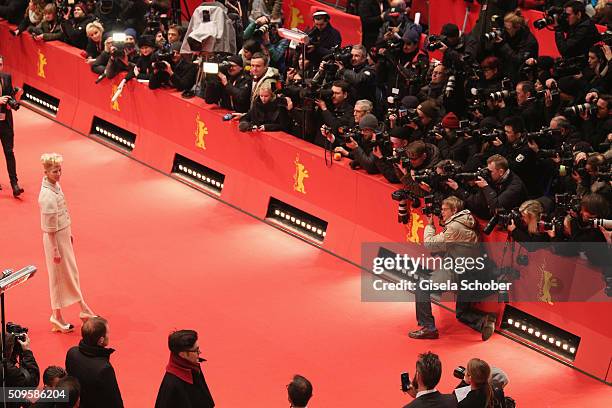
top-left (581, 44), bottom-right (611, 94)
top-left (155, 330), bottom-right (215, 408)
top-left (457, 358), bottom-right (503, 408)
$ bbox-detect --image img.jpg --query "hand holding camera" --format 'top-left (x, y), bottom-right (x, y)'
top-left (17, 332), bottom-right (31, 351)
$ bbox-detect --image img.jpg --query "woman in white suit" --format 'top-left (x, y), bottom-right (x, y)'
top-left (38, 153), bottom-right (95, 332)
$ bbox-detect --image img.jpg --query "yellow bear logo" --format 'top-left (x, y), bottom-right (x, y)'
top-left (538, 259), bottom-right (559, 305)
top-left (406, 213), bottom-right (425, 243)
top-left (110, 84), bottom-right (121, 111)
top-left (288, 0), bottom-right (305, 28)
top-left (37, 50), bottom-right (47, 78)
top-left (293, 154), bottom-right (309, 194)
top-left (195, 113), bottom-right (208, 150)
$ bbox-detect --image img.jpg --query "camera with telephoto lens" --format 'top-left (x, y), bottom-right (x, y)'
top-left (320, 45), bottom-right (353, 73)
top-left (335, 125), bottom-right (360, 145)
top-left (483, 208), bottom-right (522, 235)
top-left (152, 51), bottom-right (173, 70)
top-left (563, 99), bottom-right (598, 117)
top-left (385, 147), bottom-right (411, 167)
top-left (526, 127), bottom-right (563, 144)
top-left (538, 214), bottom-right (565, 236)
top-left (391, 189), bottom-right (421, 205)
top-left (426, 34), bottom-right (446, 51)
top-left (455, 167), bottom-right (490, 181)
top-left (422, 195), bottom-right (442, 217)
top-left (477, 128), bottom-right (506, 144)
top-left (254, 23), bottom-right (274, 39)
top-left (484, 28), bottom-right (502, 42)
top-left (534, 6), bottom-right (567, 30)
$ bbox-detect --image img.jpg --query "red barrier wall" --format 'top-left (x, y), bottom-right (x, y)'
top-left (1, 23), bottom-right (610, 382)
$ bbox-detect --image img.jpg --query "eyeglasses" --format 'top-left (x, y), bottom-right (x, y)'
top-left (187, 347), bottom-right (201, 354)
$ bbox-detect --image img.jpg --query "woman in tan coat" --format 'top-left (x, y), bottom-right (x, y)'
top-left (38, 153), bottom-right (95, 333)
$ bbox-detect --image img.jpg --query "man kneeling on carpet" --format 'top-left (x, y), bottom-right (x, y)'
top-left (408, 196), bottom-right (497, 341)
top-left (155, 329), bottom-right (215, 408)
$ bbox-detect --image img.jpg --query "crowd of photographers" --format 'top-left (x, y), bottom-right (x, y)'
top-left (1, 0), bottom-right (611, 289)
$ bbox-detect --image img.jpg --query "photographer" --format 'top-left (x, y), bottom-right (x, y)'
top-left (554, 1), bottom-right (599, 60)
top-left (411, 100), bottom-right (441, 141)
top-left (438, 23), bottom-right (470, 72)
top-left (490, 10), bottom-right (539, 81)
top-left (316, 80), bottom-right (354, 134)
top-left (436, 113), bottom-right (480, 164)
top-left (373, 126), bottom-right (411, 183)
top-left (306, 11), bottom-right (342, 66)
top-left (149, 42), bottom-right (197, 91)
top-left (401, 352), bottom-right (456, 407)
top-left (334, 114), bottom-right (381, 174)
top-left (499, 81), bottom-right (545, 131)
top-left (377, 29), bottom-right (429, 101)
top-left (572, 153), bottom-right (611, 200)
top-left (336, 44), bottom-right (376, 102)
top-left (243, 16), bottom-right (288, 71)
top-left (29, 3), bottom-right (64, 43)
top-left (0, 56), bottom-right (25, 198)
top-left (448, 154), bottom-right (528, 219)
top-left (409, 196), bottom-right (497, 341)
top-left (204, 55), bottom-right (251, 113)
top-left (501, 116), bottom-right (543, 198)
top-left (103, 29), bottom-right (138, 80)
top-left (0, 331), bottom-right (40, 388)
top-left (417, 64), bottom-right (447, 105)
top-left (60, 2), bottom-right (95, 50)
top-left (238, 84), bottom-right (289, 132)
top-left (455, 358), bottom-right (505, 408)
top-left (507, 199), bottom-right (551, 245)
top-left (579, 93), bottom-right (612, 148)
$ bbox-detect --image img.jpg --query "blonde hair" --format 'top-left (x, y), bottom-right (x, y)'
top-left (519, 199), bottom-right (543, 235)
top-left (86, 21), bottom-right (103, 36)
top-left (442, 196), bottom-right (464, 213)
top-left (40, 153), bottom-right (63, 170)
top-left (504, 9), bottom-right (526, 28)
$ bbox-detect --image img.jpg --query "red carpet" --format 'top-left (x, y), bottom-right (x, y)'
top-left (0, 108), bottom-right (610, 406)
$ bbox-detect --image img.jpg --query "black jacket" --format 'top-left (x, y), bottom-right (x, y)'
top-left (504, 138), bottom-right (542, 198)
top-left (456, 171), bottom-right (528, 219)
top-left (554, 17), bottom-right (599, 59)
top-left (358, 0), bottom-right (383, 48)
top-left (239, 98), bottom-right (289, 132)
top-left (0, 0), bottom-right (27, 24)
top-left (149, 58), bottom-right (198, 91)
top-left (339, 62), bottom-right (377, 102)
top-left (0, 350), bottom-right (40, 388)
top-left (204, 71), bottom-right (251, 113)
top-left (494, 27), bottom-right (539, 80)
top-left (65, 341), bottom-right (124, 408)
top-left (154, 369), bottom-right (214, 408)
top-left (0, 72), bottom-right (16, 128)
top-left (61, 15), bottom-right (95, 50)
top-left (403, 391), bottom-right (457, 408)
top-left (320, 100), bottom-right (354, 133)
top-left (307, 24), bottom-right (342, 66)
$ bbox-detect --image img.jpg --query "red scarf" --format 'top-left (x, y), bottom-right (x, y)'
top-left (166, 354), bottom-right (201, 385)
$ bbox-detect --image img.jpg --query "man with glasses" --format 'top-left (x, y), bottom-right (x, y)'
top-left (316, 80), bottom-right (354, 137)
top-left (155, 329), bottom-right (214, 408)
top-left (320, 99), bottom-right (373, 147)
top-left (408, 196), bottom-right (497, 341)
top-left (554, 0), bottom-right (599, 60)
top-left (0, 55), bottom-right (24, 197)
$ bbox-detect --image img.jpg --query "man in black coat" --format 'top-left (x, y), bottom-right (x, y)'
top-left (0, 0), bottom-right (27, 24)
top-left (306, 10), bottom-right (342, 67)
top-left (149, 42), bottom-right (197, 92)
top-left (402, 352), bottom-right (456, 408)
top-left (204, 55), bottom-right (251, 113)
top-left (0, 56), bottom-right (24, 197)
top-left (155, 329), bottom-right (214, 408)
top-left (554, 1), bottom-right (599, 60)
top-left (358, 0), bottom-right (383, 50)
top-left (447, 154), bottom-right (528, 219)
top-left (65, 317), bottom-right (124, 408)
top-left (0, 332), bottom-right (40, 391)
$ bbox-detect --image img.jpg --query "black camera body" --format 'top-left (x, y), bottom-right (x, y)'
top-left (484, 208), bottom-right (522, 235)
top-left (534, 6), bottom-right (568, 30)
top-left (422, 194), bottom-right (442, 217)
top-left (426, 34), bottom-right (447, 52)
top-left (7, 322), bottom-right (28, 342)
top-left (453, 366), bottom-right (466, 380)
top-left (563, 99), bottom-right (598, 117)
top-left (152, 51), bottom-right (173, 70)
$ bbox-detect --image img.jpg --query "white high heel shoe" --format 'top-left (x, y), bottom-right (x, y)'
top-left (50, 316), bottom-right (74, 333)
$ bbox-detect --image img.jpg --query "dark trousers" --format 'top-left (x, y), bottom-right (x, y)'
top-left (415, 284), bottom-right (487, 332)
top-left (0, 121), bottom-right (17, 184)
